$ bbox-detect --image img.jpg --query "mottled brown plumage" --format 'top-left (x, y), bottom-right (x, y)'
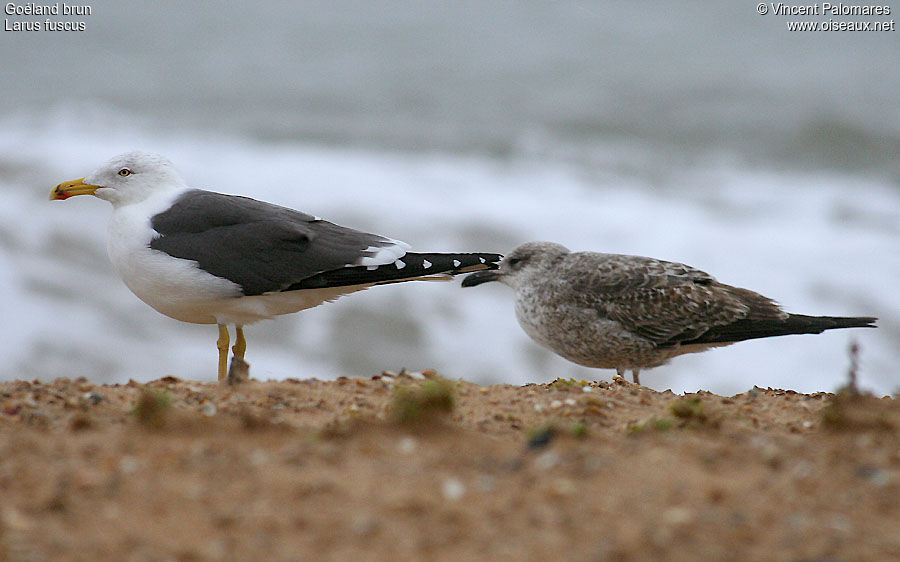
top-left (462, 242), bottom-right (876, 384)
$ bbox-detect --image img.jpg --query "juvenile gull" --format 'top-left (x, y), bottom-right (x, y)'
top-left (462, 241), bottom-right (876, 385)
top-left (50, 151), bottom-right (502, 381)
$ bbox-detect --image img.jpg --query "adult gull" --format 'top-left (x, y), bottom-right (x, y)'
top-left (51, 151), bottom-right (502, 380)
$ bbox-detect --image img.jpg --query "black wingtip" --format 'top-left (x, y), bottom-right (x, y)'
top-left (288, 251), bottom-right (503, 291)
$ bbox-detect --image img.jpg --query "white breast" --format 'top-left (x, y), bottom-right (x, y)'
top-left (106, 189), bottom-right (243, 324)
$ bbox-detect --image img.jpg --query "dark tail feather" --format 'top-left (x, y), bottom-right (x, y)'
top-left (289, 252), bottom-right (503, 290)
top-left (780, 314), bottom-right (878, 335)
top-left (680, 314), bottom-right (877, 346)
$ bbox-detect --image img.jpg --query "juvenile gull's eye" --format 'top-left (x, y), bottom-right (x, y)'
top-left (118, 168), bottom-right (132, 177)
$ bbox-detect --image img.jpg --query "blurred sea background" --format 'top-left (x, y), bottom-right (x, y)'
top-left (1, 2), bottom-right (897, 395)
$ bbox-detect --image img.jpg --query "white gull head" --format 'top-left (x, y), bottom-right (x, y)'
top-left (83, 151), bottom-right (187, 207)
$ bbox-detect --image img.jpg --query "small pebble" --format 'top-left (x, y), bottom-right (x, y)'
top-left (2, 506), bottom-right (35, 531)
top-left (856, 465), bottom-right (890, 487)
top-left (202, 538), bottom-right (228, 560)
top-left (536, 451), bottom-right (560, 470)
top-left (397, 436), bottom-right (417, 454)
top-left (249, 449), bottom-right (269, 466)
top-left (442, 478), bottom-right (465, 501)
top-left (119, 456), bottom-right (139, 474)
top-left (550, 478), bottom-right (577, 497)
top-left (829, 513), bottom-right (852, 535)
top-left (662, 506), bottom-right (693, 526)
top-left (350, 514), bottom-right (377, 536)
top-left (101, 504), bottom-right (120, 520)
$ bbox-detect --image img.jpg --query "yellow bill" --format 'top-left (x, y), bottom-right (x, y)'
top-left (50, 177), bottom-right (101, 200)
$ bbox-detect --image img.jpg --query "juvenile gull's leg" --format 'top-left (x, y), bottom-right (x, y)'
top-left (615, 367), bottom-right (641, 385)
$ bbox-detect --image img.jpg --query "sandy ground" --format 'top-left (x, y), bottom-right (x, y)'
top-left (1, 369), bottom-right (898, 561)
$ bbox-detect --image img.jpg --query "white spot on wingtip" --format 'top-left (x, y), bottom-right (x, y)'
top-left (395, 260), bottom-right (406, 269)
top-left (452, 259), bottom-right (461, 267)
top-left (479, 257), bottom-right (486, 263)
top-left (357, 240), bottom-right (409, 267)
top-left (423, 259), bottom-right (432, 269)
top-left (367, 265), bottom-right (378, 271)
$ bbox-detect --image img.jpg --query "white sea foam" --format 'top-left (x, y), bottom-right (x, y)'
top-left (1, 116), bottom-right (896, 395)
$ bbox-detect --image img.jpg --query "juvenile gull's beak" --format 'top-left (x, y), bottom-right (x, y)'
top-left (50, 178), bottom-right (101, 200)
top-left (461, 269), bottom-right (502, 287)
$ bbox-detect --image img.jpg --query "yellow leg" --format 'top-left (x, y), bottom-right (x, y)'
top-left (217, 324), bottom-right (229, 381)
top-left (232, 325), bottom-right (246, 361)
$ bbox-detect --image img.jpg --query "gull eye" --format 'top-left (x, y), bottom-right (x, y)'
top-left (117, 168), bottom-right (133, 177)
top-left (507, 257), bottom-right (522, 267)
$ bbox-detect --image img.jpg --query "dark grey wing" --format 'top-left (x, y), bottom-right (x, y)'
top-left (561, 253), bottom-right (762, 346)
top-left (149, 190), bottom-right (406, 296)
